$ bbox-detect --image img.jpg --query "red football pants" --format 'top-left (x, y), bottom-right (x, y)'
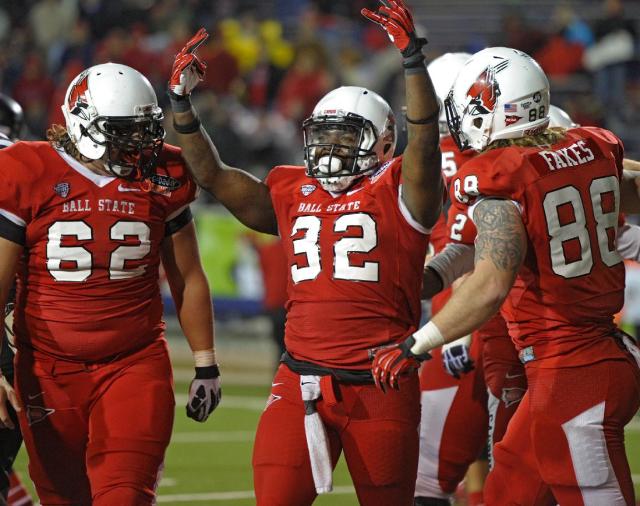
top-left (14, 339), bottom-right (175, 506)
top-left (253, 363), bottom-right (421, 506)
top-left (482, 332), bottom-right (527, 467)
top-left (415, 335), bottom-right (488, 498)
top-left (484, 355), bottom-right (640, 506)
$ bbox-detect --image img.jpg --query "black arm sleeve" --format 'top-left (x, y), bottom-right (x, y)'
top-left (164, 206), bottom-right (193, 237)
top-left (0, 214), bottom-right (25, 245)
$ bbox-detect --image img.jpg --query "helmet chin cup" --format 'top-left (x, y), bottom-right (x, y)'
top-left (105, 162), bottom-right (134, 178)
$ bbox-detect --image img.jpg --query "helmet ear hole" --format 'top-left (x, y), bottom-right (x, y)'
top-left (473, 117), bottom-right (483, 128)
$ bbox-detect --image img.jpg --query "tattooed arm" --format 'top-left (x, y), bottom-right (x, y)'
top-left (371, 198), bottom-right (526, 388)
top-left (425, 199), bottom-right (526, 346)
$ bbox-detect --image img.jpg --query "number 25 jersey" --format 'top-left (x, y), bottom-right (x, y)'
top-left (450, 127), bottom-right (625, 366)
top-left (266, 158), bottom-right (431, 369)
top-left (0, 142), bottom-right (197, 361)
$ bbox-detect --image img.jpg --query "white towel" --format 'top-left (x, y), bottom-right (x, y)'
top-left (300, 375), bottom-right (333, 494)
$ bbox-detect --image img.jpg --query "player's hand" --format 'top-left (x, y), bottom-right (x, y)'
top-left (361, 0), bottom-right (427, 59)
top-left (186, 365), bottom-right (221, 422)
top-left (169, 28), bottom-right (209, 97)
top-left (0, 374), bottom-right (21, 430)
top-left (371, 336), bottom-right (431, 391)
top-left (442, 343), bottom-right (474, 379)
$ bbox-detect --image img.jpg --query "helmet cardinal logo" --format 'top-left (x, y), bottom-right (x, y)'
top-left (67, 70), bottom-right (90, 120)
top-left (466, 59), bottom-right (508, 115)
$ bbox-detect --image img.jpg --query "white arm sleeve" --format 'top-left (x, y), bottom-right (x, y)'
top-left (426, 243), bottom-right (475, 290)
top-left (617, 223), bottom-right (640, 262)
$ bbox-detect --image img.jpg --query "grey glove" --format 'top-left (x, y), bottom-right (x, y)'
top-left (186, 365), bottom-right (221, 422)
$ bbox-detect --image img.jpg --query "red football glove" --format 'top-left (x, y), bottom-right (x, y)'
top-left (169, 28), bottom-right (209, 97)
top-left (371, 336), bottom-right (431, 391)
top-left (361, 0), bottom-right (427, 63)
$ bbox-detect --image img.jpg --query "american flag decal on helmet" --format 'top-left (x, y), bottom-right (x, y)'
top-left (54, 182), bottom-right (70, 198)
top-left (67, 70), bottom-right (90, 120)
top-left (466, 58), bottom-right (509, 115)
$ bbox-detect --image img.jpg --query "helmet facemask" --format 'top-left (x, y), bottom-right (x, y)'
top-left (303, 113), bottom-right (379, 193)
top-left (92, 111), bottom-right (165, 180)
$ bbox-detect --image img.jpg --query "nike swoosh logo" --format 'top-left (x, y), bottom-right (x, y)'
top-left (347, 187), bottom-right (364, 196)
top-left (118, 184), bottom-right (141, 192)
top-left (505, 372), bottom-right (524, 379)
top-left (300, 381), bottom-right (314, 385)
top-left (27, 392), bottom-right (43, 400)
top-left (271, 383), bottom-right (283, 388)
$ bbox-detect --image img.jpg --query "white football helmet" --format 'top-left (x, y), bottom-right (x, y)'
top-left (303, 86), bottom-right (396, 193)
top-left (445, 47), bottom-right (550, 151)
top-left (549, 104), bottom-right (579, 128)
top-left (62, 63), bottom-right (165, 179)
top-left (426, 52), bottom-right (472, 136)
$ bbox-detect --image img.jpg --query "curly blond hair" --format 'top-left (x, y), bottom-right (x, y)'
top-left (483, 127), bottom-right (568, 152)
top-left (46, 124), bottom-right (87, 161)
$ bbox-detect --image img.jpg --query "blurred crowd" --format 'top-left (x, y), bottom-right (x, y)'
top-left (0, 0), bottom-right (639, 179)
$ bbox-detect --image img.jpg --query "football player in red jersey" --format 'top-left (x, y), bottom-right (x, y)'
top-left (0, 63), bottom-right (221, 506)
top-left (415, 52), bottom-right (490, 506)
top-left (167, 0), bottom-right (443, 503)
top-left (0, 95), bottom-right (34, 506)
top-left (374, 47), bottom-right (640, 505)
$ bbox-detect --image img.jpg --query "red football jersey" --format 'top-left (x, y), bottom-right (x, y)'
top-left (266, 157), bottom-right (431, 369)
top-left (429, 136), bottom-right (477, 253)
top-left (450, 127), bottom-right (625, 366)
top-left (0, 142), bottom-right (197, 361)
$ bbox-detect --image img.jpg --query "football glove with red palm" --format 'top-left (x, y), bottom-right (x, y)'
top-left (372, 336), bottom-right (431, 391)
top-left (186, 365), bottom-right (221, 422)
top-left (361, 0), bottom-right (427, 69)
top-left (169, 28), bottom-right (209, 107)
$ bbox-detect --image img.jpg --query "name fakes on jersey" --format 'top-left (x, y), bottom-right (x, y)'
top-left (538, 140), bottom-right (595, 171)
top-left (62, 199), bottom-right (136, 215)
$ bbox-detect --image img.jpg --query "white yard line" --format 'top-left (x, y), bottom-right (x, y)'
top-left (157, 485), bottom-right (356, 502)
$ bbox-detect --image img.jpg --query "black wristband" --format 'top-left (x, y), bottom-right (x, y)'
top-left (168, 90), bottom-right (192, 113)
top-left (195, 364), bottom-right (220, 379)
top-left (405, 109), bottom-right (439, 125)
top-left (173, 115), bottom-right (201, 134)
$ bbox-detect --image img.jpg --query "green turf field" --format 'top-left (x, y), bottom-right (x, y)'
top-left (11, 333), bottom-right (640, 505)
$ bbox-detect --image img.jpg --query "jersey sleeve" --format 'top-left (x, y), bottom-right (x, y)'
top-left (0, 146), bottom-right (35, 245)
top-left (158, 145), bottom-right (199, 223)
top-left (449, 149), bottom-right (529, 214)
top-left (577, 126), bottom-right (624, 179)
top-left (446, 199), bottom-right (477, 245)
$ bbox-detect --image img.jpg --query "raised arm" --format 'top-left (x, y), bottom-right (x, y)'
top-left (362, 0), bottom-right (443, 229)
top-left (168, 29), bottom-right (277, 235)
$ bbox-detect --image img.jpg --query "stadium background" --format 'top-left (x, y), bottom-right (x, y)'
top-left (2, 0), bottom-right (640, 503)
